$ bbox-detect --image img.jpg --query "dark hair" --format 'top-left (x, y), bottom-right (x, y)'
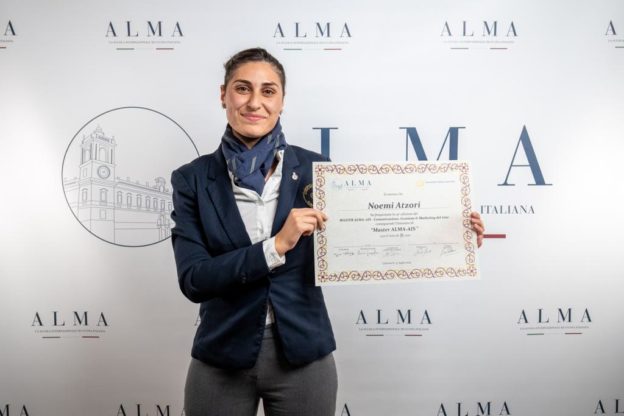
top-left (223, 47), bottom-right (286, 93)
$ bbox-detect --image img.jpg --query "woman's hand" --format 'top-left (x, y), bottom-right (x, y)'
top-left (470, 212), bottom-right (485, 248)
top-left (275, 208), bottom-right (327, 256)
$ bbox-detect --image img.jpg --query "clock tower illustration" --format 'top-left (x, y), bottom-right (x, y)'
top-left (63, 126), bottom-right (173, 246)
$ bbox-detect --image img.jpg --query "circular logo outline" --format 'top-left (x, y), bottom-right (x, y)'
top-left (61, 106), bottom-right (200, 248)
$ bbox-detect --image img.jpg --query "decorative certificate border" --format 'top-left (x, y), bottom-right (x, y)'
top-left (314, 162), bottom-right (477, 284)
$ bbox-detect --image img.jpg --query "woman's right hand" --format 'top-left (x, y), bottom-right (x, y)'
top-left (274, 208), bottom-right (327, 256)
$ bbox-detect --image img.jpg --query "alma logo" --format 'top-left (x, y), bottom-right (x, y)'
top-left (32, 311), bottom-right (109, 326)
top-left (105, 21), bottom-right (184, 51)
top-left (106, 21), bottom-right (183, 38)
top-left (517, 307), bottom-right (592, 336)
top-left (594, 399), bottom-right (624, 414)
top-left (441, 21), bottom-right (518, 37)
top-left (0, 404), bottom-right (30, 416)
top-left (517, 308), bottom-right (592, 324)
top-left (440, 20), bottom-right (518, 50)
top-left (273, 22), bottom-right (351, 38)
top-left (356, 308), bottom-right (432, 336)
top-left (437, 401), bottom-right (511, 416)
top-left (273, 21), bottom-right (352, 51)
top-left (317, 125), bottom-right (551, 188)
top-left (32, 311), bottom-right (109, 339)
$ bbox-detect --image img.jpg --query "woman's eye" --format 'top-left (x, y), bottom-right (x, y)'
top-left (263, 89), bottom-right (276, 96)
top-left (235, 85), bottom-right (250, 93)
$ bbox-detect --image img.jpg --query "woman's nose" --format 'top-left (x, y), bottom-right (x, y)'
top-left (246, 90), bottom-right (261, 110)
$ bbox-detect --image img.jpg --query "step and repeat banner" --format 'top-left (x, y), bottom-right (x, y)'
top-left (1, 0), bottom-right (623, 415)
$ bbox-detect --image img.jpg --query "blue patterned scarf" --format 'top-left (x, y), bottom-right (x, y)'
top-left (221, 120), bottom-right (287, 195)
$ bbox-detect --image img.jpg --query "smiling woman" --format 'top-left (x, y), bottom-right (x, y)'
top-left (220, 60), bottom-right (285, 146)
top-left (170, 48), bottom-right (338, 416)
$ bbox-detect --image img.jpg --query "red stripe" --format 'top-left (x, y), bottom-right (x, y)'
top-left (484, 234), bottom-right (506, 239)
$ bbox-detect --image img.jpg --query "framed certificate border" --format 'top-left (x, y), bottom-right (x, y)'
top-left (313, 162), bottom-right (478, 285)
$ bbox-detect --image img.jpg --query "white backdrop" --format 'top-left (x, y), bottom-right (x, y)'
top-left (1, 1), bottom-right (623, 415)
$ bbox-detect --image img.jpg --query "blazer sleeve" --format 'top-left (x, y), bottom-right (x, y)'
top-left (170, 169), bottom-right (270, 303)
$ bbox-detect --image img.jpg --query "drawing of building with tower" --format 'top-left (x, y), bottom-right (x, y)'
top-left (63, 126), bottom-right (173, 246)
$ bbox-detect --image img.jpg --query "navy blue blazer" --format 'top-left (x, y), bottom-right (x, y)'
top-left (170, 144), bottom-right (336, 370)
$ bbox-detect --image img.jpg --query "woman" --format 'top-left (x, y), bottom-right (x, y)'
top-left (171, 47), bottom-right (486, 416)
top-left (171, 48), bottom-right (338, 416)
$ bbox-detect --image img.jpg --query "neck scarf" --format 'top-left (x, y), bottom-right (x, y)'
top-left (221, 119), bottom-right (287, 195)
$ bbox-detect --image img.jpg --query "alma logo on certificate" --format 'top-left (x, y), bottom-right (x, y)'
top-left (440, 19), bottom-right (518, 51)
top-left (31, 310), bottom-right (109, 340)
top-left (516, 307), bottom-right (592, 336)
top-left (330, 178), bottom-right (373, 191)
top-left (355, 307), bottom-right (432, 337)
top-left (105, 19), bottom-right (184, 51)
top-left (272, 20), bottom-right (352, 52)
top-left (62, 107), bottom-right (199, 247)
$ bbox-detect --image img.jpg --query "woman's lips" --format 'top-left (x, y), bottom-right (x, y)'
top-left (243, 114), bottom-right (266, 122)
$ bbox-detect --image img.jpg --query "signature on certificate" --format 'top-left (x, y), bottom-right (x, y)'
top-left (440, 244), bottom-right (458, 256)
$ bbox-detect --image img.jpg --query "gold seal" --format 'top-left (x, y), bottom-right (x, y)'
top-left (303, 183), bottom-right (314, 208)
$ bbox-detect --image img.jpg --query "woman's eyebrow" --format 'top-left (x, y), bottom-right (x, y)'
top-left (232, 79), bottom-right (279, 88)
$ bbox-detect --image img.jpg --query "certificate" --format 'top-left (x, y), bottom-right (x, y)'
top-left (313, 161), bottom-right (478, 285)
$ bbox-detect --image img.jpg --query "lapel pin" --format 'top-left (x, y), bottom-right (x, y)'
top-left (292, 172), bottom-right (299, 181)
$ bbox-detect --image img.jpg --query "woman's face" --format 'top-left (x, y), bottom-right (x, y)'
top-left (221, 61), bottom-right (284, 147)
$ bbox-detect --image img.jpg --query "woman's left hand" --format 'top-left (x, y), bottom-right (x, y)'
top-left (470, 212), bottom-right (485, 248)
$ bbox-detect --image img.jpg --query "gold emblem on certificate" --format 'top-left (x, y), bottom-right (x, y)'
top-left (313, 161), bottom-right (478, 285)
top-left (303, 183), bottom-right (314, 208)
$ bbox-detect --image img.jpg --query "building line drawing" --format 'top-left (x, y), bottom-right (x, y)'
top-left (63, 126), bottom-right (173, 246)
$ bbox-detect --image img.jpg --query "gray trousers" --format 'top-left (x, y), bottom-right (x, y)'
top-left (184, 326), bottom-right (338, 416)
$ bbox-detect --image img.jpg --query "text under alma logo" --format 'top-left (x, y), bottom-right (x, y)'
top-left (62, 107), bottom-right (198, 247)
top-left (105, 20), bottom-right (183, 51)
top-left (517, 307), bottom-right (592, 336)
top-left (273, 21), bottom-right (352, 51)
top-left (440, 20), bottom-right (518, 50)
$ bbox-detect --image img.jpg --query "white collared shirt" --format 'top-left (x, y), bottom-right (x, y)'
top-left (229, 150), bottom-right (286, 325)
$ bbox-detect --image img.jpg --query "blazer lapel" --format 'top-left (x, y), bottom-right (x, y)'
top-left (204, 150), bottom-right (251, 248)
top-left (272, 146), bottom-right (301, 235)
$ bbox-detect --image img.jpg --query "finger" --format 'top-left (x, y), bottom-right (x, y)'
top-left (470, 217), bottom-right (483, 225)
top-left (313, 212), bottom-right (327, 230)
top-left (297, 210), bottom-right (327, 230)
top-left (472, 223), bottom-right (484, 234)
top-left (470, 211), bottom-right (481, 219)
top-left (300, 223), bottom-right (316, 236)
top-left (477, 235), bottom-right (483, 248)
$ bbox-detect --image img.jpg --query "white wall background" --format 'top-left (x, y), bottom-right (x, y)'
top-left (1, 0), bottom-right (623, 415)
